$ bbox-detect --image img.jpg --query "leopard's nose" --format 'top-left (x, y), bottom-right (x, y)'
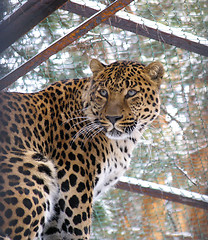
top-left (106, 115), bottom-right (123, 125)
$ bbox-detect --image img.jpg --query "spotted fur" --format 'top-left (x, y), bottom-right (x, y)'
top-left (0, 59), bottom-right (164, 239)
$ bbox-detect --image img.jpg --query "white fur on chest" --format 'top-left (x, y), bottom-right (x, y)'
top-left (93, 137), bottom-right (136, 200)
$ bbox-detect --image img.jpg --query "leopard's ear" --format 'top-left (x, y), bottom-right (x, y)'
top-left (144, 61), bottom-right (164, 88)
top-left (90, 59), bottom-right (105, 77)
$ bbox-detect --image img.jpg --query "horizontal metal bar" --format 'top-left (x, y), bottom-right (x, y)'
top-left (116, 177), bottom-right (208, 210)
top-left (0, 0), bottom-right (134, 90)
top-left (63, 0), bottom-right (208, 57)
top-left (0, 0), bottom-right (69, 53)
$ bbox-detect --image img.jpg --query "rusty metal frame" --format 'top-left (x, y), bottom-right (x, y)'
top-left (0, 0), bottom-right (69, 53)
top-left (0, 0), bottom-right (134, 90)
top-left (1, 0), bottom-right (208, 90)
top-left (63, 0), bottom-right (208, 57)
top-left (1, 0), bottom-right (207, 57)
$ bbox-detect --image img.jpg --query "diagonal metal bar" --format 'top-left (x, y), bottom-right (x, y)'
top-left (0, 0), bottom-right (133, 91)
top-left (62, 0), bottom-right (208, 57)
top-left (0, 0), bottom-right (69, 53)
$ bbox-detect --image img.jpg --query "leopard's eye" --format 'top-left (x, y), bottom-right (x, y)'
top-left (126, 89), bottom-right (137, 98)
top-left (99, 89), bottom-right (108, 98)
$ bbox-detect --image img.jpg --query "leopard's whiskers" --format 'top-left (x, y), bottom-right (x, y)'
top-left (70, 121), bottom-right (101, 145)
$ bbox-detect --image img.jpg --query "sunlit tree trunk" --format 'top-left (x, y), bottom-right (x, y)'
top-left (141, 175), bottom-right (166, 240)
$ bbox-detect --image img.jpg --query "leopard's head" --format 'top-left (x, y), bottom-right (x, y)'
top-left (83, 59), bottom-right (164, 140)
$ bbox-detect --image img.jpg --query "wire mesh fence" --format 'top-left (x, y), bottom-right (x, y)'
top-left (0, 0), bottom-right (208, 239)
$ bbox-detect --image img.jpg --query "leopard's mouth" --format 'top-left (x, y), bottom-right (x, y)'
top-left (105, 127), bottom-right (133, 140)
top-left (106, 128), bottom-right (125, 140)
top-left (108, 128), bottom-right (122, 136)
top-left (95, 118), bottom-right (137, 140)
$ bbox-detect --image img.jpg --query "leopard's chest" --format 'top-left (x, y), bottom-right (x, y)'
top-left (93, 139), bottom-right (135, 200)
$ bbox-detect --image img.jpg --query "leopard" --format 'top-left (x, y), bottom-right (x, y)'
top-left (0, 59), bottom-right (164, 240)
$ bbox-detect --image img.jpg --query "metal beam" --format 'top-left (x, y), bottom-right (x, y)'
top-left (62, 0), bottom-right (208, 57)
top-left (0, 0), bottom-right (69, 53)
top-left (116, 177), bottom-right (208, 210)
top-left (0, 0), bottom-right (134, 91)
